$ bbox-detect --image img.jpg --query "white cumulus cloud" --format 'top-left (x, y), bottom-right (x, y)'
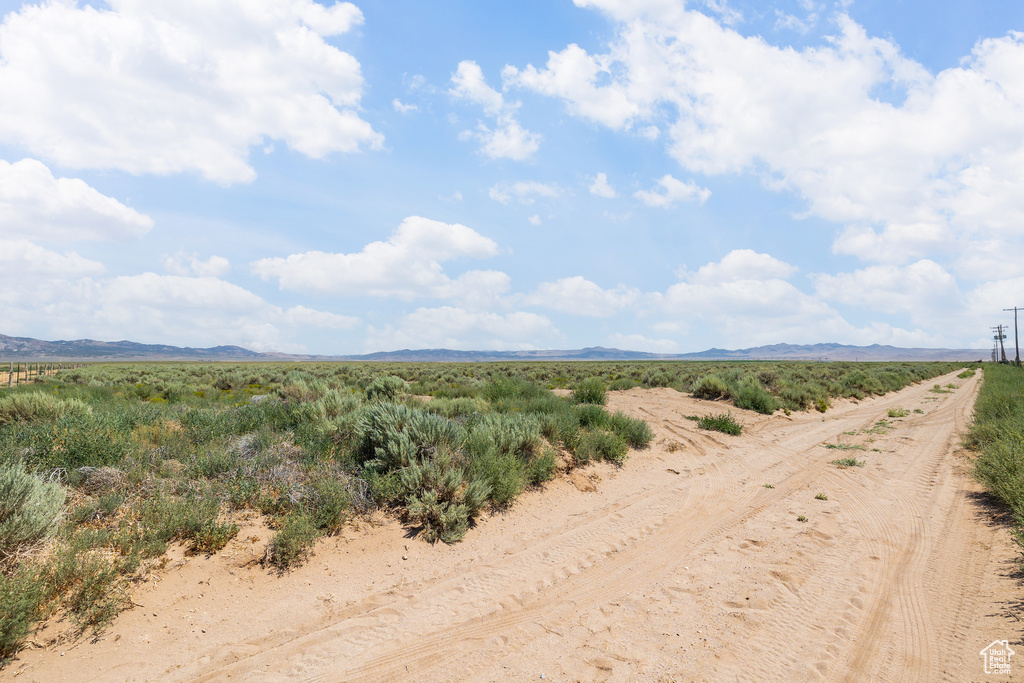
top-left (503, 44), bottom-right (640, 129)
top-left (0, 268), bottom-right (362, 351)
top-left (685, 249), bottom-right (798, 284)
top-left (392, 98), bottom-right (418, 114)
top-left (635, 174), bottom-right (711, 207)
top-left (450, 60), bottom-right (507, 115)
top-left (251, 216), bottom-right (503, 300)
top-left (813, 260), bottom-right (961, 321)
top-left (655, 249), bottom-right (852, 345)
top-left (364, 306), bottom-right (559, 352)
top-left (450, 60), bottom-right (540, 160)
top-left (0, 158), bottom-right (153, 241)
top-left (161, 252), bottom-right (231, 278)
top-left (606, 333), bottom-right (679, 353)
top-left (526, 276), bottom-right (640, 317)
top-left (489, 180), bottom-right (562, 205)
top-left (509, 3), bottom-right (1024, 267)
top-left (284, 305), bottom-right (360, 330)
top-left (0, 0), bottom-right (382, 184)
top-left (589, 172), bottom-right (617, 198)
top-left (0, 238), bottom-right (106, 278)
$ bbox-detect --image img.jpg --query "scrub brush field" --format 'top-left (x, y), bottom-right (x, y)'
top-left (4, 360), bottom-right (1015, 682)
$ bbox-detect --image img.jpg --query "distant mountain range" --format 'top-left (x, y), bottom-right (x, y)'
top-left (0, 334), bottom-right (270, 361)
top-left (333, 343), bottom-right (985, 362)
top-left (0, 334), bottom-right (986, 362)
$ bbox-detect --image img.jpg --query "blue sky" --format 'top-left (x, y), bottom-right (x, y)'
top-left (1, 0), bottom-right (1022, 354)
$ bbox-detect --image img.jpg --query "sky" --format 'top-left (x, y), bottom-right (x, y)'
top-left (1, 0), bottom-right (1023, 355)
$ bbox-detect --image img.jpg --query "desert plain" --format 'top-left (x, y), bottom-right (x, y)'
top-left (5, 368), bottom-right (1019, 682)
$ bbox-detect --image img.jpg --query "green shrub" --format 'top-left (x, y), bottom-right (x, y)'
top-left (777, 382), bottom-right (813, 410)
top-left (269, 513), bottom-right (319, 569)
top-left (313, 389), bottom-right (361, 419)
top-left (539, 409), bottom-right (581, 452)
top-left (571, 378), bottom-right (607, 405)
top-left (467, 445), bottom-right (525, 508)
top-left (161, 384), bottom-right (191, 403)
top-left (180, 408), bottom-right (220, 445)
top-left (225, 477), bottom-right (262, 509)
top-left (212, 374), bottom-right (243, 391)
top-left (691, 375), bottom-right (730, 400)
top-left (609, 412), bottom-right (653, 448)
top-left (70, 492), bottom-right (124, 524)
top-left (423, 397), bottom-right (481, 418)
top-left (405, 490), bottom-right (470, 544)
top-left (60, 552), bottom-right (126, 629)
top-left (0, 462), bottom-right (65, 559)
top-left (365, 375), bottom-right (406, 402)
top-left (462, 413), bottom-right (542, 507)
top-left (468, 413), bottom-right (541, 458)
top-left (733, 377), bottom-right (779, 415)
top-left (131, 383), bottom-right (156, 400)
top-left (575, 430), bottom-right (629, 465)
top-left (400, 451), bottom-right (489, 543)
top-left (26, 412), bottom-right (135, 470)
top-left (527, 450), bottom-right (558, 484)
top-left (0, 566), bottom-right (47, 664)
top-left (975, 429), bottom-right (1024, 514)
top-left (191, 520), bottom-right (240, 555)
top-left (133, 495), bottom-right (237, 556)
top-left (482, 376), bottom-right (548, 404)
top-left (832, 458), bottom-right (865, 468)
top-left (306, 475), bottom-right (353, 534)
top-left (188, 446), bottom-right (239, 479)
top-left (575, 403), bottom-right (611, 429)
top-left (356, 402), bottom-right (464, 472)
top-left (697, 413), bottom-right (742, 435)
top-left (970, 365), bottom-right (1024, 551)
top-left (0, 392), bottom-right (92, 426)
top-left (362, 470), bottom-right (402, 506)
top-left (836, 369), bottom-right (882, 397)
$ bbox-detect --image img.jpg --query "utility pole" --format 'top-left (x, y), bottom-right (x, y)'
top-left (1004, 307), bottom-right (1022, 366)
top-left (993, 325), bottom-right (1009, 363)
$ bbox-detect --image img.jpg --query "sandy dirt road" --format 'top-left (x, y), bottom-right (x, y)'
top-left (7, 368), bottom-right (1022, 682)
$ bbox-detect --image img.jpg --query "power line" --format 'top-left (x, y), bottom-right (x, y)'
top-left (993, 325), bottom-right (1009, 363)
top-left (1004, 307), bottom-right (1022, 366)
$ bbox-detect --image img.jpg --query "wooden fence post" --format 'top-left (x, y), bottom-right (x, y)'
top-left (7, 362), bottom-right (11, 388)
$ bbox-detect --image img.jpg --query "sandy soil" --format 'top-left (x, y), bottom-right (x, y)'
top-left (6, 368), bottom-right (1022, 682)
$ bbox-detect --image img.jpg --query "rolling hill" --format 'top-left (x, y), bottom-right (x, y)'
top-left (0, 334), bottom-right (985, 362)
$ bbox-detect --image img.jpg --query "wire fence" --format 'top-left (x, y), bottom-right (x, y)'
top-left (1, 362), bottom-right (82, 388)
